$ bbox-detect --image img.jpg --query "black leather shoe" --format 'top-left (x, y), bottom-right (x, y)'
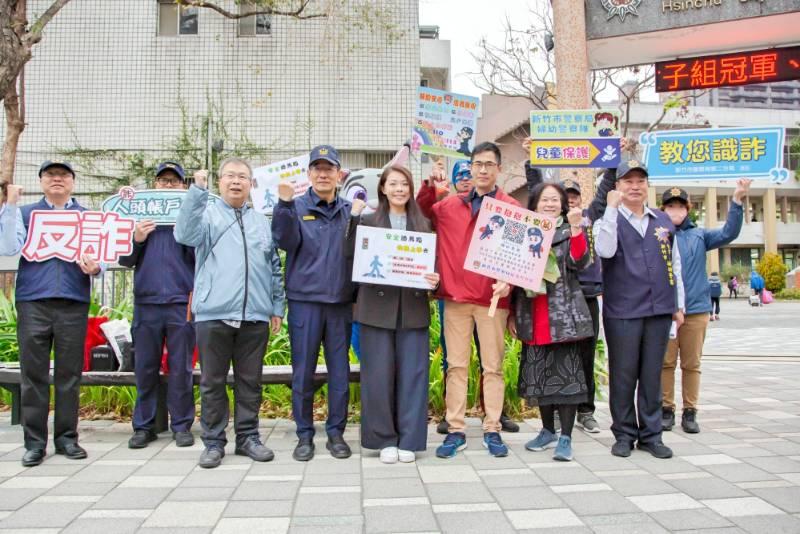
top-left (173, 431), bottom-right (195, 447)
top-left (293, 438), bottom-right (315, 462)
top-left (681, 409), bottom-right (700, 434)
top-left (128, 429), bottom-right (158, 449)
top-left (235, 435), bottom-right (275, 462)
top-left (637, 441), bottom-right (673, 459)
top-left (436, 419), bottom-right (449, 435)
top-left (500, 414), bottom-right (520, 433)
top-left (326, 434), bottom-right (352, 459)
top-left (22, 448), bottom-right (46, 467)
top-left (611, 440), bottom-right (632, 457)
top-left (55, 442), bottom-right (88, 460)
top-left (662, 408), bottom-right (676, 431)
top-left (198, 446), bottom-right (225, 469)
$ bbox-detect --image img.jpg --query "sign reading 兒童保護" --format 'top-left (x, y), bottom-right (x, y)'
top-left (463, 198), bottom-right (557, 293)
top-left (529, 109), bottom-right (621, 168)
top-left (412, 87), bottom-right (480, 159)
top-left (639, 126), bottom-right (789, 183)
top-left (351, 225), bottom-right (438, 290)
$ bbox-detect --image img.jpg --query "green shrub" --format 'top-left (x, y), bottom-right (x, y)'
top-left (721, 262), bottom-right (751, 285)
top-left (775, 287), bottom-right (800, 300)
top-left (756, 252), bottom-right (789, 292)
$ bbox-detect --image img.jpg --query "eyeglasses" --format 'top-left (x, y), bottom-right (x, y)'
top-left (470, 161), bottom-right (498, 171)
top-left (155, 176), bottom-right (183, 186)
top-left (42, 171), bottom-right (74, 180)
top-left (221, 172), bottom-right (250, 181)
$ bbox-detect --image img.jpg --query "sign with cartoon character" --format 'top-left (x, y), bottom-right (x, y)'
top-left (639, 126), bottom-right (789, 183)
top-left (251, 154), bottom-right (311, 215)
top-left (412, 87), bottom-right (480, 159)
top-left (339, 143), bottom-right (412, 214)
top-left (351, 225), bottom-right (437, 290)
top-left (529, 109), bottom-right (621, 168)
top-left (102, 188), bottom-right (221, 225)
top-left (464, 198), bottom-right (557, 292)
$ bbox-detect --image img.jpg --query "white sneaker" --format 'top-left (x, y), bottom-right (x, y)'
top-left (380, 447), bottom-right (399, 464)
top-left (397, 449), bottom-right (415, 463)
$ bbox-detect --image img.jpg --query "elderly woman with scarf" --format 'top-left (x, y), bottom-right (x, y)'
top-left (509, 182), bottom-right (594, 461)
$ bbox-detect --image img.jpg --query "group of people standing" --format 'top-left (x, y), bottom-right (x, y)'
top-left (0, 138), bottom-right (750, 469)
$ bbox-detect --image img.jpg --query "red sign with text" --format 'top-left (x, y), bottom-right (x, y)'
top-left (656, 46), bottom-right (800, 93)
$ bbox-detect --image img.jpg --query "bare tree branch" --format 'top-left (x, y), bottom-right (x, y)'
top-left (178, 0), bottom-right (326, 20)
top-left (26, 0), bottom-right (72, 45)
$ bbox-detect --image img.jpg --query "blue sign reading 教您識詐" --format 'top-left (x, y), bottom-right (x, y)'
top-left (102, 188), bottom-right (221, 225)
top-left (639, 126), bottom-right (789, 183)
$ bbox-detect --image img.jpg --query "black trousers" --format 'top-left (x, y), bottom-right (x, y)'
top-left (17, 299), bottom-right (89, 450)
top-left (710, 297), bottom-right (720, 315)
top-left (603, 314), bottom-right (671, 445)
top-left (195, 320), bottom-right (269, 448)
top-left (360, 324), bottom-right (429, 451)
top-left (578, 296), bottom-right (600, 415)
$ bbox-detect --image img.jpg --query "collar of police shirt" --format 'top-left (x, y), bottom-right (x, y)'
top-left (43, 197), bottom-right (75, 209)
top-left (617, 203), bottom-right (657, 238)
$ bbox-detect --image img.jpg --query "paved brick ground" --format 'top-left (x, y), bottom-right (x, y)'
top-left (1, 355), bottom-right (799, 533)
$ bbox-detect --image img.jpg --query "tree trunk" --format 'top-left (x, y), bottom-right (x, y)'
top-left (0, 0), bottom-right (28, 187)
top-left (1, 74), bottom-right (24, 186)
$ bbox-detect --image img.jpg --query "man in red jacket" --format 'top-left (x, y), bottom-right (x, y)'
top-left (420, 142), bottom-right (516, 459)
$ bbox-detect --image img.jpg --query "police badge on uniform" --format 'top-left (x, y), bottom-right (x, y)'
top-left (601, 0), bottom-right (641, 22)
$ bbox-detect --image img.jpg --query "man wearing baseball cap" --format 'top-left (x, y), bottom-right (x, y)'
top-left (272, 145), bottom-right (355, 461)
top-left (659, 180), bottom-right (748, 434)
top-left (593, 160), bottom-right (685, 459)
top-left (0, 161), bottom-right (101, 467)
top-left (119, 161), bottom-right (197, 450)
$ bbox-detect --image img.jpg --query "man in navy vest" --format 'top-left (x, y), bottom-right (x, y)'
top-left (272, 145), bottom-right (354, 462)
top-left (593, 160), bottom-right (685, 459)
top-left (119, 162), bottom-right (196, 449)
top-left (0, 161), bottom-right (101, 467)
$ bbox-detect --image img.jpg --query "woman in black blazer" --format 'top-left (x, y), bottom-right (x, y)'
top-left (346, 165), bottom-right (439, 464)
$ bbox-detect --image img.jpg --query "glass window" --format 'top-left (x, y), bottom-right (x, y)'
top-left (239, 2), bottom-right (272, 36)
top-left (158, 1), bottom-right (198, 36)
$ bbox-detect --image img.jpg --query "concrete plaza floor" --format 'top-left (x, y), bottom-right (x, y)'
top-left (0, 300), bottom-right (798, 533)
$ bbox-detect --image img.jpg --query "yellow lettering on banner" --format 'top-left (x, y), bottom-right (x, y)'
top-left (686, 139), bottom-right (711, 163)
top-left (739, 137), bottom-right (767, 161)
top-left (712, 138), bottom-right (739, 162)
top-left (659, 141), bottom-right (684, 164)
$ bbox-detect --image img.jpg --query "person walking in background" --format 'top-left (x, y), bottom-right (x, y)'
top-left (727, 276), bottom-right (739, 299)
top-left (750, 270), bottom-right (765, 306)
top-left (709, 272), bottom-right (722, 321)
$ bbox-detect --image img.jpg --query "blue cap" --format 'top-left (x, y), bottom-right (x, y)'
top-left (309, 145), bottom-right (341, 167)
top-left (615, 159), bottom-right (648, 180)
top-left (38, 160), bottom-right (75, 178)
top-left (155, 161), bottom-right (186, 181)
top-left (451, 160), bottom-right (471, 186)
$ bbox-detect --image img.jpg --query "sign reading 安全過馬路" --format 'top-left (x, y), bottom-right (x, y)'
top-left (352, 225), bottom-right (437, 290)
top-left (639, 126), bottom-right (789, 183)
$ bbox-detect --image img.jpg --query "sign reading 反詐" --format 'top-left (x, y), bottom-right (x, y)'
top-left (251, 155), bottom-right (311, 215)
top-left (656, 46), bottom-right (800, 92)
top-left (102, 188), bottom-right (221, 225)
top-left (351, 225), bottom-right (437, 290)
top-left (529, 110), bottom-right (621, 168)
top-left (463, 198), bottom-right (557, 293)
top-left (21, 210), bottom-right (135, 263)
top-left (639, 126), bottom-right (789, 183)
top-left (412, 87), bottom-right (480, 159)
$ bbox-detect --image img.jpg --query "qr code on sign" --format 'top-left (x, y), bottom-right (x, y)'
top-left (503, 220), bottom-right (526, 244)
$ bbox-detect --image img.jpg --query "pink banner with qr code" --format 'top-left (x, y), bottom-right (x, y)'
top-left (463, 198), bottom-right (557, 292)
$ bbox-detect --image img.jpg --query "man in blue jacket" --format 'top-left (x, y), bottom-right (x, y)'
top-left (175, 158), bottom-right (285, 469)
top-left (0, 161), bottom-right (101, 467)
top-left (272, 145), bottom-right (354, 462)
top-left (660, 181), bottom-right (748, 433)
top-left (119, 162), bottom-right (196, 449)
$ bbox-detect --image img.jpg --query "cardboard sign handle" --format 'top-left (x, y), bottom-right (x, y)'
top-left (488, 294), bottom-right (499, 318)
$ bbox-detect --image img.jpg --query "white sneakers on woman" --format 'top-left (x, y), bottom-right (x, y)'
top-left (380, 447), bottom-right (416, 463)
top-left (380, 447), bottom-right (399, 463)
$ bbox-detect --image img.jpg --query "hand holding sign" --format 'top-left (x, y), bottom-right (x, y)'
top-left (351, 199), bottom-right (367, 216)
top-left (78, 254), bottom-right (100, 276)
top-left (134, 220), bottom-right (157, 243)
